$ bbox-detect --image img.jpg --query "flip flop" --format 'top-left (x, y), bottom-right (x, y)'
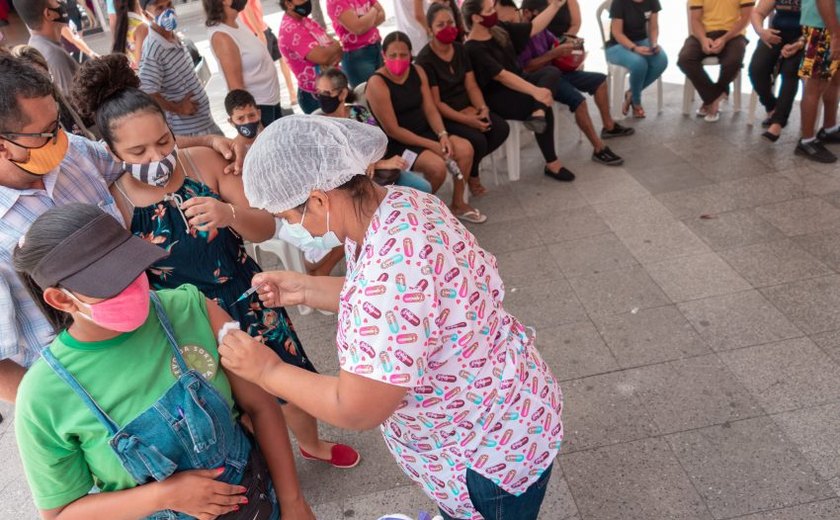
top-left (454, 209), bottom-right (488, 224)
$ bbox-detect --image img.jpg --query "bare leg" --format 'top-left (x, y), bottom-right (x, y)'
top-left (449, 136), bottom-right (475, 213)
top-left (574, 100), bottom-right (605, 152)
top-left (283, 402), bottom-right (335, 459)
top-left (279, 57), bottom-right (297, 104)
top-left (413, 150), bottom-right (447, 192)
top-left (593, 82), bottom-right (615, 130)
top-left (801, 77), bottom-right (829, 139)
top-left (821, 73), bottom-right (840, 129)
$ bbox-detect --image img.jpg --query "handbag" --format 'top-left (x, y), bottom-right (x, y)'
top-left (264, 28), bottom-right (282, 62)
top-left (552, 37), bottom-right (586, 72)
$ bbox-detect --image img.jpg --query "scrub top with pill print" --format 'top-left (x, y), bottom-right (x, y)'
top-left (336, 187), bottom-right (564, 519)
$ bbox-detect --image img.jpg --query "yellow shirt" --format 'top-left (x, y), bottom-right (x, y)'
top-left (689, 0), bottom-right (754, 34)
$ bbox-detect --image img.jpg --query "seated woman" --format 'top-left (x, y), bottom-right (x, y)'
top-left (72, 54), bottom-right (360, 470)
top-left (317, 67), bottom-right (433, 193)
top-left (366, 31), bottom-right (486, 223)
top-left (416, 3), bottom-right (510, 196)
top-left (461, 0), bottom-right (575, 181)
top-left (605, 0), bottom-right (668, 119)
top-left (13, 203), bottom-right (313, 519)
top-left (748, 0), bottom-right (803, 141)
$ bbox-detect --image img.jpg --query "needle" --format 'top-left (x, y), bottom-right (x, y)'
top-left (233, 284), bottom-right (264, 305)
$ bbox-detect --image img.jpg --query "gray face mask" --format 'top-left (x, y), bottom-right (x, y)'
top-left (123, 146), bottom-right (178, 187)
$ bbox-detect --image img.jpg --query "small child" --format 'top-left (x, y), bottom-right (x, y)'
top-left (225, 88), bottom-right (263, 149)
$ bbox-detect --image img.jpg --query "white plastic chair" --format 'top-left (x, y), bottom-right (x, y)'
top-left (596, 0), bottom-right (663, 119)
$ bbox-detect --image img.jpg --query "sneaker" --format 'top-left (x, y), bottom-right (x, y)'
top-left (817, 128), bottom-right (840, 144)
top-left (795, 140), bottom-right (838, 163)
top-left (592, 146), bottom-right (624, 166)
top-left (601, 122), bottom-right (635, 139)
top-left (544, 166), bottom-right (576, 182)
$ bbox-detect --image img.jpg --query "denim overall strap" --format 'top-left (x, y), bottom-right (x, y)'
top-left (40, 347), bottom-right (121, 436)
top-left (149, 291), bottom-right (189, 375)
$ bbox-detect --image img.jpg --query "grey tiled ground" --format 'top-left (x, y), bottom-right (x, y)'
top-left (3, 2), bottom-right (840, 520)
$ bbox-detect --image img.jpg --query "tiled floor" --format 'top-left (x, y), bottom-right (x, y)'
top-left (3, 2), bottom-right (840, 520)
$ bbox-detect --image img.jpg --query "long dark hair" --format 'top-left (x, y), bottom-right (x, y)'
top-left (426, 1), bottom-right (465, 40)
top-left (382, 31), bottom-right (413, 55)
top-left (461, 0), bottom-right (510, 48)
top-left (13, 204), bottom-right (109, 332)
top-left (112, 0), bottom-right (139, 55)
top-left (71, 54), bottom-right (166, 149)
top-left (202, 0), bottom-right (226, 26)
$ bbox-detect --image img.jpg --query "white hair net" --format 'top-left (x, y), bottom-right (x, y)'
top-left (242, 115), bottom-right (388, 214)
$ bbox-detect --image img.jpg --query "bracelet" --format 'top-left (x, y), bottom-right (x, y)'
top-left (437, 130), bottom-right (449, 138)
top-left (227, 203), bottom-right (236, 222)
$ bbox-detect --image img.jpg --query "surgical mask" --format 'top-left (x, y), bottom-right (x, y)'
top-left (317, 93), bottom-right (342, 114)
top-left (479, 11), bottom-right (498, 28)
top-left (279, 203), bottom-right (342, 251)
top-left (122, 146), bottom-right (178, 187)
top-left (154, 8), bottom-right (178, 31)
top-left (434, 25), bottom-right (459, 44)
top-left (47, 1), bottom-right (70, 25)
top-left (9, 128), bottom-right (69, 175)
top-left (235, 121), bottom-right (260, 139)
top-left (292, 0), bottom-right (312, 17)
top-left (231, 0), bottom-right (248, 11)
top-left (384, 57), bottom-right (411, 76)
top-left (64, 273), bottom-right (151, 333)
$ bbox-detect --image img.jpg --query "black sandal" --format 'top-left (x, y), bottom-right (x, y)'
top-left (761, 130), bottom-right (780, 142)
top-left (544, 166), bottom-right (576, 182)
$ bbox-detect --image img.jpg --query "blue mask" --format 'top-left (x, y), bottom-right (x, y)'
top-left (279, 203), bottom-right (342, 251)
top-left (155, 8), bottom-right (178, 31)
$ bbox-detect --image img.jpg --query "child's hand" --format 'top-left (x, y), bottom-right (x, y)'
top-left (219, 330), bottom-right (281, 388)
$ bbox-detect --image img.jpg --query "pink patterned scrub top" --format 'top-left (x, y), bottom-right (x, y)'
top-left (327, 0), bottom-right (381, 52)
top-left (337, 187), bottom-right (564, 519)
top-left (278, 15), bottom-right (333, 93)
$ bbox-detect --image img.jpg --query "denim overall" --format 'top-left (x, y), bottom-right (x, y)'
top-left (40, 292), bottom-right (278, 520)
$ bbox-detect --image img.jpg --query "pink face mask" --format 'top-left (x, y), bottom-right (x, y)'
top-left (384, 57), bottom-right (411, 76)
top-left (65, 273), bottom-right (151, 333)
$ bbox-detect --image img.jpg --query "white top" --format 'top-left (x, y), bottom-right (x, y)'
top-left (393, 0), bottom-right (430, 54)
top-left (207, 21), bottom-right (281, 106)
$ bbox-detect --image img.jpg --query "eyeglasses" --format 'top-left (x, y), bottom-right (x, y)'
top-left (0, 117), bottom-right (62, 149)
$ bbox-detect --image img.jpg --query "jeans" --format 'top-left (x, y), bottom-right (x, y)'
top-left (297, 90), bottom-right (321, 114)
top-left (342, 42), bottom-right (382, 88)
top-left (396, 169), bottom-right (433, 192)
top-left (748, 28), bottom-right (802, 127)
top-left (677, 31), bottom-right (747, 105)
top-left (439, 464), bottom-right (554, 520)
top-left (606, 38), bottom-right (669, 105)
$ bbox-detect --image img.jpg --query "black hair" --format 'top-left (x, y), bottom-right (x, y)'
top-left (11, 0), bottom-right (48, 31)
top-left (13, 203), bottom-right (109, 332)
top-left (318, 67), bottom-right (356, 103)
top-left (520, 0), bottom-right (547, 12)
top-left (461, 0), bottom-right (510, 47)
top-left (71, 54), bottom-right (166, 149)
top-left (225, 89), bottom-right (258, 115)
top-left (382, 31), bottom-right (413, 55)
top-left (112, 0), bottom-right (140, 54)
top-left (202, 0), bottom-right (226, 26)
top-left (427, 0), bottom-right (465, 37)
top-left (336, 175), bottom-right (378, 220)
top-left (496, 0), bottom-right (517, 8)
top-left (0, 55), bottom-right (56, 132)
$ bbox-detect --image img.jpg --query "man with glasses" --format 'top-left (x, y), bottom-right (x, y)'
top-left (0, 56), bottom-right (243, 411)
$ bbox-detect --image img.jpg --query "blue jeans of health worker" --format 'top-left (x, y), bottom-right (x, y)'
top-left (342, 42), bottom-right (382, 88)
top-left (298, 90), bottom-right (321, 114)
top-left (605, 38), bottom-right (669, 106)
top-left (439, 463), bottom-right (554, 520)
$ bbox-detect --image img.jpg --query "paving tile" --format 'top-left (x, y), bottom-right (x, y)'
top-left (810, 329), bottom-right (840, 365)
top-left (561, 438), bottom-right (712, 520)
top-left (681, 209), bottom-right (786, 251)
top-left (331, 484), bottom-right (437, 519)
top-left (531, 205), bottom-right (612, 245)
top-left (773, 403), bottom-right (840, 486)
top-left (793, 229), bottom-right (840, 271)
top-left (503, 278), bottom-right (589, 330)
top-left (677, 290), bottom-right (803, 351)
top-left (469, 188), bottom-right (528, 224)
top-left (626, 355), bottom-right (763, 434)
top-left (536, 320), bottom-right (619, 382)
top-left (720, 239), bottom-right (832, 287)
top-left (594, 195), bottom-right (681, 232)
top-left (667, 417), bottom-right (834, 519)
top-left (593, 305), bottom-right (710, 368)
top-left (719, 338), bottom-right (840, 414)
top-left (777, 165), bottom-right (840, 196)
top-left (629, 162), bottom-right (714, 196)
top-left (547, 233), bottom-right (638, 278)
top-left (511, 178), bottom-right (589, 218)
top-left (574, 174), bottom-right (651, 205)
top-left (754, 197), bottom-right (840, 237)
top-left (560, 372), bottom-right (659, 453)
top-left (494, 245), bottom-right (563, 289)
top-left (468, 217), bottom-right (546, 255)
top-left (761, 275), bottom-right (840, 334)
top-left (536, 471), bottom-right (580, 520)
top-left (646, 253), bottom-right (752, 302)
top-left (733, 500), bottom-right (840, 520)
top-left (568, 266), bottom-right (671, 316)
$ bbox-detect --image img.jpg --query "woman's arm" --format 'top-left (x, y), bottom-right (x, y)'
top-left (522, 42), bottom-right (572, 73)
top-left (61, 27), bottom-right (98, 57)
top-left (366, 74), bottom-right (441, 151)
top-left (751, 0), bottom-right (775, 33)
top-left (430, 85), bottom-right (474, 126)
top-left (464, 71), bottom-right (488, 112)
top-left (566, 0), bottom-right (581, 35)
top-left (133, 23), bottom-right (149, 66)
top-left (305, 40), bottom-right (344, 67)
top-left (417, 66), bottom-right (448, 137)
top-left (211, 32), bottom-right (246, 91)
top-left (240, 4), bottom-right (268, 39)
top-left (496, 69), bottom-right (544, 98)
top-left (252, 270), bottom-right (345, 313)
top-left (649, 12), bottom-right (660, 47)
top-left (338, 4), bottom-right (383, 35)
top-left (413, 0), bottom-right (427, 32)
top-left (610, 18), bottom-right (636, 49)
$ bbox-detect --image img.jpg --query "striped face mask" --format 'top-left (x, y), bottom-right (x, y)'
top-left (123, 146), bottom-right (178, 187)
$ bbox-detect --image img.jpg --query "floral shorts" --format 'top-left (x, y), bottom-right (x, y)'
top-left (799, 26), bottom-right (839, 81)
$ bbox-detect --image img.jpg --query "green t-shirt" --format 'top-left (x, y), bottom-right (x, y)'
top-left (15, 284), bottom-right (235, 510)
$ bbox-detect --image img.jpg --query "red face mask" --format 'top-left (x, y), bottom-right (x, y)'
top-left (479, 11), bottom-right (498, 28)
top-left (434, 25), bottom-right (460, 44)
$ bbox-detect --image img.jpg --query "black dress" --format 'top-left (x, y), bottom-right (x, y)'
top-left (370, 65), bottom-right (438, 157)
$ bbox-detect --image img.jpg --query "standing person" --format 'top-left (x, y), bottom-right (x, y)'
top-left (416, 3), bottom-right (510, 197)
top-left (12, 0), bottom-right (79, 97)
top-left (138, 0), bottom-right (223, 136)
top-left (12, 203), bottom-right (315, 519)
top-left (366, 31), bottom-right (485, 223)
top-left (532, 0), bottom-right (579, 38)
top-left (605, 0), bottom-right (669, 119)
top-left (223, 115), bottom-right (564, 520)
top-left (327, 0), bottom-right (386, 87)
top-left (72, 53), bottom-right (360, 471)
top-left (395, 0), bottom-right (431, 52)
top-left (748, 0), bottom-right (804, 141)
top-left (239, 0), bottom-right (298, 104)
top-left (461, 0), bottom-right (576, 181)
top-left (112, 0), bottom-right (149, 69)
top-left (204, 0), bottom-right (285, 127)
top-left (795, 0), bottom-right (840, 162)
top-left (678, 0), bottom-right (753, 122)
top-left (278, 0), bottom-right (344, 113)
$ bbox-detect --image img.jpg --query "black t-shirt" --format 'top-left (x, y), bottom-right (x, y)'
top-left (416, 42), bottom-right (473, 111)
top-left (607, 0), bottom-right (662, 46)
top-left (464, 22), bottom-right (533, 88)
top-left (547, 4), bottom-right (572, 38)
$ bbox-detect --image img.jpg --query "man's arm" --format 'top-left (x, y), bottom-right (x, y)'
top-left (0, 359), bottom-right (25, 403)
top-left (720, 4), bottom-right (754, 42)
top-left (0, 274), bottom-right (26, 402)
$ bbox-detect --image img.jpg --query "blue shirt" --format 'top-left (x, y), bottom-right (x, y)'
top-left (800, 0), bottom-right (840, 28)
top-left (0, 134), bottom-right (124, 368)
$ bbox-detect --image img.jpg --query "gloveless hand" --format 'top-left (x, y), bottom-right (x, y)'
top-left (158, 468), bottom-right (247, 520)
top-left (218, 329), bottom-right (282, 388)
top-left (252, 271), bottom-right (310, 308)
top-left (181, 197), bottom-right (234, 232)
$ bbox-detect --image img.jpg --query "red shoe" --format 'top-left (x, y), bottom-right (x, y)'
top-left (299, 443), bottom-right (360, 469)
